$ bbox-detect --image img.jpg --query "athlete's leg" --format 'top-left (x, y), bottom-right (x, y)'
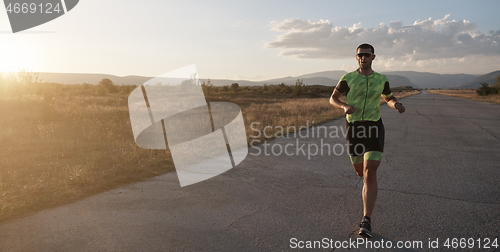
top-left (362, 151), bottom-right (382, 218)
top-left (357, 121), bottom-right (384, 237)
top-left (362, 159), bottom-right (380, 218)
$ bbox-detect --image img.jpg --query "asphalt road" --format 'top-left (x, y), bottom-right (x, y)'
top-left (1, 91), bottom-right (499, 251)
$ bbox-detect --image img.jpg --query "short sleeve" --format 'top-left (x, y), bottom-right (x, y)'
top-left (381, 81), bottom-right (393, 98)
top-left (335, 80), bottom-right (349, 94)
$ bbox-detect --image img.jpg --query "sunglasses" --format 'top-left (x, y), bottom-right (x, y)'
top-left (356, 52), bottom-right (374, 58)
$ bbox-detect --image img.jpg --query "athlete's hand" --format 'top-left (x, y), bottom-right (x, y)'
top-left (395, 103), bottom-right (405, 113)
top-left (343, 104), bottom-right (356, 114)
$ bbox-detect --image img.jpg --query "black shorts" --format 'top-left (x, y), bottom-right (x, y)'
top-left (346, 119), bottom-right (385, 156)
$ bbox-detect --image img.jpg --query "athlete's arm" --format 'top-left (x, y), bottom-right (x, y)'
top-left (330, 90), bottom-right (356, 114)
top-left (384, 95), bottom-right (405, 113)
top-left (381, 81), bottom-right (405, 113)
top-left (330, 77), bottom-right (356, 114)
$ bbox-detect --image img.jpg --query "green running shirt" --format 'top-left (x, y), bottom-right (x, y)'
top-left (335, 71), bottom-right (393, 123)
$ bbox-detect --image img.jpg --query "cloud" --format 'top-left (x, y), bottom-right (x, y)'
top-left (265, 15), bottom-right (500, 70)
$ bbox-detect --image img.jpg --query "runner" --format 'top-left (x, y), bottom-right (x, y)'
top-left (329, 44), bottom-right (406, 238)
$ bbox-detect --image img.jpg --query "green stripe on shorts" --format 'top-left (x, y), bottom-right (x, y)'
top-left (364, 151), bottom-right (383, 161)
top-left (349, 151), bottom-right (383, 164)
top-left (350, 155), bottom-right (364, 164)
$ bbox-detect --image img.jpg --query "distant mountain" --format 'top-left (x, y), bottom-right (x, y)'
top-left (252, 76), bottom-right (296, 85)
top-left (385, 74), bottom-right (415, 88)
top-left (258, 71), bottom-right (414, 87)
top-left (381, 71), bottom-right (478, 89)
top-left (296, 70), bottom-right (347, 80)
top-left (32, 71), bottom-right (415, 88)
top-left (36, 72), bottom-right (152, 85)
top-left (25, 70), bottom-right (492, 89)
top-left (259, 75), bottom-right (338, 86)
top-left (200, 78), bottom-right (260, 86)
top-left (454, 70), bottom-right (500, 89)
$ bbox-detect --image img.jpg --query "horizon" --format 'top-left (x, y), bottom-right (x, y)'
top-left (1, 68), bottom-right (495, 82)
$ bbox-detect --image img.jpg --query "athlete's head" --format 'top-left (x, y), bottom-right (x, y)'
top-left (356, 43), bottom-right (375, 70)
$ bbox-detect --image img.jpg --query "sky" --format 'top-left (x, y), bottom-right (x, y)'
top-left (0, 0), bottom-right (499, 81)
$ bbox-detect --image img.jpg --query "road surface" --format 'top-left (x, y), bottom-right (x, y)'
top-left (1, 91), bottom-right (499, 251)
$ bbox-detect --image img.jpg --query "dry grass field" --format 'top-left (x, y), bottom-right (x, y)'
top-left (429, 89), bottom-right (500, 104)
top-left (0, 88), bottom-right (171, 223)
top-left (0, 75), bottom-right (420, 223)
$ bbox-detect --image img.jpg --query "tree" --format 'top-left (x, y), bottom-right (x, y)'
top-left (263, 83), bottom-right (268, 91)
top-left (17, 68), bottom-right (40, 86)
top-left (230, 83), bottom-right (239, 92)
top-left (201, 78), bottom-right (214, 94)
top-left (13, 68), bottom-right (41, 96)
top-left (293, 79), bottom-right (304, 97)
top-left (99, 78), bottom-right (118, 93)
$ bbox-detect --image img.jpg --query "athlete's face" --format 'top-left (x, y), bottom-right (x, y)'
top-left (356, 48), bottom-right (375, 70)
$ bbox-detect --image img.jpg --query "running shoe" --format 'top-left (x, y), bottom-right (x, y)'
top-left (358, 218), bottom-right (372, 238)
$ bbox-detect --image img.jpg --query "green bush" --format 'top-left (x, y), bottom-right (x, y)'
top-left (476, 83), bottom-right (499, 96)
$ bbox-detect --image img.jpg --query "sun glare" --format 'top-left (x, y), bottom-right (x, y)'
top-left (0, 37), bottom-right (40, 73)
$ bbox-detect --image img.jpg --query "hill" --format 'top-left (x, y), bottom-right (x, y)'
top-left (385, 74), bottom-right (415, 88)
top-left (381, 71), bottom-right (478, 89)
top-left (35, 72), bottom-right (152, 86)
top-left (10, 70), bottom-right (493, 89)
top-left (454, 70), bottom-right (500, 89)
top-left (296, 70), bottom-right (347, 81)
top-left (258, 76), bottom-right (338, 86)
top-left (30, 71), bottom-right (414, 88)
top-left (199, 78), bottom-right (261, 87)
top-left (236, 71), bottom-right (415, 87)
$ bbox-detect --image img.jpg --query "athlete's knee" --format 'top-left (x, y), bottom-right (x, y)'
top-left (353, 163), bottom-right (363, 177)
top-left (363, 160), bottom-right (380, 180)
top-left (350, 156), bottom-right (364, 177)
top-left (363, 166), bottom-right (377, 178)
